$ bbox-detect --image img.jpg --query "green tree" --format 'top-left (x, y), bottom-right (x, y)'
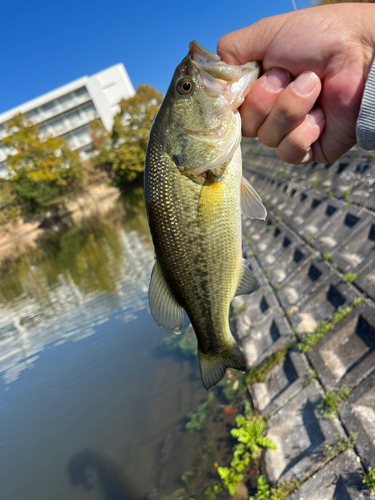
top-left (2, 113), bottom-right (83, 214)
top-left (91, 84), bottom-right (163, 185)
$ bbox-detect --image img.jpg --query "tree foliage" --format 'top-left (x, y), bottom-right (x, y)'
top-left (2, 113), bottom-right (83, 214)
top-left (90, 84), bottom-right (163, 185)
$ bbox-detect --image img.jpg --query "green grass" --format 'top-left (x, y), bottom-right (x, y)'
top-left (341, 189), bottom-right (350, 200)
top-left (274, 284), bottom-right (281, 292)
top-left (229, 401), bottom-right (276, 473)
top-left (306, 236), bottom-right (317, 244)
top-left (231, 304), bottom-right (246, 319)
top-left (297, 298), bottom-right (362, 353)
top-left (277, 168), bottom-right (284, 179)
top-left (303, 369), bottom-right (318, 387)
top-left (311, 178), bottom-right (320, 189)
top-left (246, 342), bottom-right (296, 385)
top-left (204, 401), bottom-right (276, 499)
top-left (323, 253), bottom-right (331, 261)
top-left (318, 385), bottom-right (351, 419)
top-left (250, 432), bottom-right (357, 500)
top-left (363, 467), bottom-right (375, 492)
top-left (343, 273), bottom-right (356, 283)
top-left (323, 432), bottom-right (357, 461)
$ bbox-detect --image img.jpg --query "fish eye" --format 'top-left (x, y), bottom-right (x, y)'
top-left (177, 79), bottom-right (194, 95)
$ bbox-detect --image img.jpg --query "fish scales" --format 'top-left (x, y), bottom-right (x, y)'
top-left (145, 42), bottom-right (266, 390)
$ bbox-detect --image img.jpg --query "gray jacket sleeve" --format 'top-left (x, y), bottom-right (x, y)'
top-left (356, 59), bottom-right (375, 150)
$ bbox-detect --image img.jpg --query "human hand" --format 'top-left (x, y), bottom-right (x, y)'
top-left (217, 4), bottom-right (375, 164)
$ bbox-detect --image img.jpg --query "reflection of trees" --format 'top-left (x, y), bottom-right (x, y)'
top-left (0, 192), bottom-right (154, 382)
top-left (67, 448), bottom-right (138, 500)
top-left (0, 192), bottom-right (152, 300)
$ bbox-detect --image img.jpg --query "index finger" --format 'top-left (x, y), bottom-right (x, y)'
top-left (217, 13), bottom-right (292, 65)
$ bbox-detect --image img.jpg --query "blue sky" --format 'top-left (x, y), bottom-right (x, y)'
top-left (1, 0), bottom-right (311, 114)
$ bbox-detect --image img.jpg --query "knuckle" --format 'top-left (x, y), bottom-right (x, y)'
top-left (277, 136), bottom-right (308, 164)
top-left (257, 127), bottom-right (279, 148)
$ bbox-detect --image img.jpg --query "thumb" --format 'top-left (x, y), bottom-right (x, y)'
top-left (217, 13), bottom-right (292, 65)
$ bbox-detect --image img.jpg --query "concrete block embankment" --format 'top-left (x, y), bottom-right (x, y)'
top-left (237, 139), bottom-right (375, 498)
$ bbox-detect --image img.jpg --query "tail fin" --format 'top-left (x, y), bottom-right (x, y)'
top-left (198, 341), bottom-right (246, 391)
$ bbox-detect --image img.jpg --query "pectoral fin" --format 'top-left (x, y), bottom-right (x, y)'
top-left (241, 176), bottom-right (267, 220)
top-left (148, 260), bottom-right (183, 334)
top-left (235, 259), bottom-right (259, 296)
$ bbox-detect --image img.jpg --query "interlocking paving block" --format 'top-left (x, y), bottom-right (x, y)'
top-left (251, 349), bottom-right (310, 417)
top-left (254, 222), bottom-right (289, 269)
top-left (297, 198), bottom-right (344, 240)
top-left (255, 224), bottom-right (302, 275)
top-left (354, 250), bottom-right (375, 301)
top-left (318, 158), bottom-right (359, 198)
top-left (340, 369), bottom-right (375, 470)
top-left (347, 161), bottom-right (375, 210)
top-left (267, 239), bottom-right (313, 289)
top-left (288, 191), bottom-right (328, 234)
top-left (277, 258), bottom-right (333, 312)
top-left (232, 259), bottom-right (279, 340)
top-left (246, 170), bottom-right (270, 195)
top-left (266, 182), bottom-right (289, 210)
top-left (264, 381), bottom-right (344, 484)
top-left (289, 277), bottom-right (361, 336)
top-left (312, 206), bottom-right (372, 256)
top-left (243, 213), bottom-right (273, 238)
top-left (243, 309), bottom-right (294, 368)
top-left (286, 449), bottom-right (370, 500)
top-left (274, 188), bottom-right (312, 226)
top-left (282, 183), bottom-right (306, 210)
top-left (305, 160), bottom-right (334, 187)
top-left (307, 301), bottom-right (375, 391)
top-left (330, 213), bottom-right (375, 273)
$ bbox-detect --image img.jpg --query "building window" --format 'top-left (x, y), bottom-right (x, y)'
top-left (75, 87), bottom-right (89, 97)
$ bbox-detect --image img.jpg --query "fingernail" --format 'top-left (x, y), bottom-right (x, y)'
top-left (292, 72), bottom-right (319, 96)
top-left (306, 108), bottom-right (325, 127)
top-left (301, 148), bottom-right (312, 163)
top-left (264, 68), bottom-right (290, 92)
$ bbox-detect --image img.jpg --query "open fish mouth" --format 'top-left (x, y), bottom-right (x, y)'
top-left (188, 41), bottom-right (259, 109)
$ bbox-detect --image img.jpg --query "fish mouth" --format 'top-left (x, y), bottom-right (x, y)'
top-left (188, 41), bottom-right (259, 109)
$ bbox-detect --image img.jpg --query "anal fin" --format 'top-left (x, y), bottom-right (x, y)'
top-left (235, 258), bottom-right (259, 296)
top-left (148, 260), bottom-right (183, 334)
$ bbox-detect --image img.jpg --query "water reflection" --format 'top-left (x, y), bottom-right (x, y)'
top-left (68, 449), bottom-right (136, 500)
top-left (0, 188), bottom-right (214, 500)
top-left (0, 188), bottom-right (154, 384)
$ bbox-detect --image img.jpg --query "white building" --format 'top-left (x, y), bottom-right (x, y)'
top-left (0, 64), bottom-right (135, 178)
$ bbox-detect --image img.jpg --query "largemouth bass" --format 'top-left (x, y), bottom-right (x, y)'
top-left (145, 41), bottom-right (266, 390)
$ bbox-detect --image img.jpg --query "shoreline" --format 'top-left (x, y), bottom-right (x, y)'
top-left (0, 183), bottom-right (121, 265)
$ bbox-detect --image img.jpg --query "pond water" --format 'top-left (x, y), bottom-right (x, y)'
top-left (0, 188), bottom-right (237, 500)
